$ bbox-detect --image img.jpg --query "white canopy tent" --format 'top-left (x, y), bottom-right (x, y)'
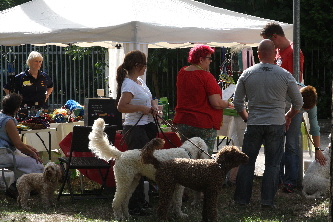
top-left (0, 0), bottom-right (293, 98)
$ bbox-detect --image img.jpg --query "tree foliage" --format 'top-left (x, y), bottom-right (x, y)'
top-left (204, 0), bottom-right (293, 23)
top-left (0, 0), bottom-right (29, 11)
top-left (300, 0), bottom-right (333, 47)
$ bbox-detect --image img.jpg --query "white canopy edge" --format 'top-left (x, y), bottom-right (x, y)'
top-left (31, 41), bottom-right (259, 49)
top-left (0, 0), bottom-right (293, 48)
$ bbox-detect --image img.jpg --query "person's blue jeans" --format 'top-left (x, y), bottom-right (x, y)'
top-left (280, 112), bottom-right (303, 187)
top-left (234, 125), bottom-right (284, 206)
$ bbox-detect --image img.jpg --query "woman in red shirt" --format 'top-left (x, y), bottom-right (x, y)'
top-left (173, 45), bottom-right (229, 154)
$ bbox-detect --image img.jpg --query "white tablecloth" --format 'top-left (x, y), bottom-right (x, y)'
top-left (23, 121), bottom-right (84, 152)
top-left (21, 128), bottom-right (57, 155)
top-left (217, 115), bottom-right (247, 147)
top-left (50, 121), bottom-right (84, 149)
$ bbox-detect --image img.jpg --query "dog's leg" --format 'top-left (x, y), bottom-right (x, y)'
top-left (191, 191), bottom-right (202, 206)
top-left (202, 191), bottom-right (218, 222)
top-left (47, 190), bottom-right (56, 207)
top-left (171, 185), bottom-right (188, 218)
top-left (112, 184), bottom-right (129, 220)
top-left (112, 166), bottom-right (135, 220)
top-left (112, 180), bottom-right (129, 220)
top-left (112, 173), bottom-right (141, 219)
top-left (41, 188), bottom-right (51, 208)
top-left (19, 191), bottom-right (30, 210)
top-left (124, 174), bottom-right (141, 215)
top-left (157, 183), bottom-right (175, 221)
top-left (17, 195), bottom-right (21, 207)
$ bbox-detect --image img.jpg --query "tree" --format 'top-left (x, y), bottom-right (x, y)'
top-left (0, 0), bottom-right (29, 11)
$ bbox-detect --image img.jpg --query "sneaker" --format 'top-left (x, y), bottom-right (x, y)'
top-left (282, 184), bottom-right (295, 193)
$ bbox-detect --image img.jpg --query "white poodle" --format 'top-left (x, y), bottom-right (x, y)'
top-left (88, 118), bottom-right (209, 220)
top-left (302, 139), bottom-right (331, 199)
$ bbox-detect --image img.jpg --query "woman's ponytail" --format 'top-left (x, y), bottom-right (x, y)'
top-left (116, 64), bottom-right (127, 104)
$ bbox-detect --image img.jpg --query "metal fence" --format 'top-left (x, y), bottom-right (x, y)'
top-left (302, 42), bottom-right (333, 119)
top-left (1, 45), bottom-right (224, 117)
top-left (1, 44), bottom-right (331, 119)
top-left (0, 45), bottom-right (107, 110)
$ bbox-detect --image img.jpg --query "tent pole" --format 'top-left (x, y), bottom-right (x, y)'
top-left (293, 0), bottom-right (303, 189)
top-left (108, 46), bottom-right (125, 99)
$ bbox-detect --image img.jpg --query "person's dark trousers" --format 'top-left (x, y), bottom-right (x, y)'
top-left (280, 112), bottom-right (303, 187)
top-left (123, 122), bottom-right (157, 211)
top-left (234, 125), bottom-right (284, 206)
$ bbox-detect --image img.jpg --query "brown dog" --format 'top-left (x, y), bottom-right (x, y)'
top-left (17, 162), bottom-right (62, 209)
top-left (141, 138), bottom-right (249, 222)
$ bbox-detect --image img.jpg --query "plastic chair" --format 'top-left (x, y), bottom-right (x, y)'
top-left (0, 147), bottom-right (18, 189)
top-left (57, 125), bottom-right (116, 201)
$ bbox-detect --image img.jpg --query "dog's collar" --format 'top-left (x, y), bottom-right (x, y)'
top-left (183, 148), bottom-right (192, 159)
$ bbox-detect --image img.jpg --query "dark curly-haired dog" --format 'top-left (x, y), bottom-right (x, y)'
top-left (141, 138), bottom-right (249, 222)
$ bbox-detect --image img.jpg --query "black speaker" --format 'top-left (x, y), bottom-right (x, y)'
top-left (84, 98), bottom-right (122, 130)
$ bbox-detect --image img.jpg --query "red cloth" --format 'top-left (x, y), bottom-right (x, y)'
top-left (59, 132), bottom-right (182, 187)
top-left (173, 67), bottom-right (223, 130)
top-left (276, 42), bottom-right (304, 82)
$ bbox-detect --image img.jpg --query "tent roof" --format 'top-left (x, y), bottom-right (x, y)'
top-left (0, 0), bottom-right (293, 48)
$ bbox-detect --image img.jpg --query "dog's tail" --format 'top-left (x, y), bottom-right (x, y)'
top-left (88, 118), bottom-right (122, 161)
top-left (141, 138), bottom-right (165, 169)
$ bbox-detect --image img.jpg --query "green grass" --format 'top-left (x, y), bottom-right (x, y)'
top-left (0, 176), bottom-right (329, 221)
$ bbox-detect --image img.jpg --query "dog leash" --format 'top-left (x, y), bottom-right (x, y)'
top-left (119, 110), bottom-right (175, 148)
top-left (301, 116), bottom-right (325, 151)
top-left (120, 112), bottom-right (215, 160)
top-left (120, 107), bottom-right (159, 146)
top-left (120, 114), bottom-right (144, 146)
top-left (155, 114), bottom-right (215, 160)
top-left (153, 115), bottom-right (179, 148)
top-left (302, 118), bottom-right (315, 146)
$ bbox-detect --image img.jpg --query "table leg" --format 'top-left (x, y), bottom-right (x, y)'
top-left (35, 132), bottom-right (51, 161)
top-left (216, 136), bottom-right (232, 151)
top-left (48, 131), bottom-right (51, 161)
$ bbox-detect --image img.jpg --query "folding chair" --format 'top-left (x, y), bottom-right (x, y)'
top-left (0, 147), bottom-right (18, 189)
top-left (57, 125), bottom-right (116, 201)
